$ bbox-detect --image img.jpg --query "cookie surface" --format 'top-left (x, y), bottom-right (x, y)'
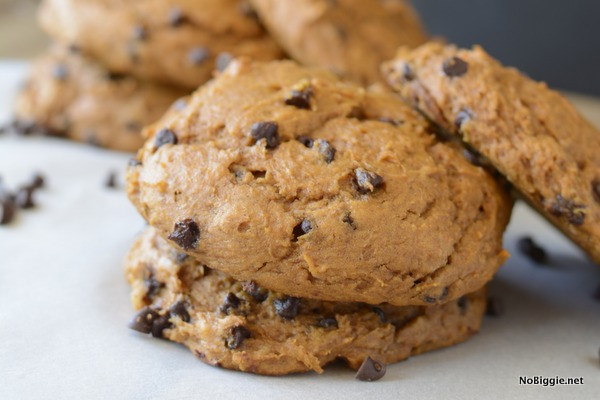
top-left (39, 0), bottom-right (284, 89)
top-left (249, 0), bottom-right (427, 85)
top-left (14, 46), bottom-right (186, 151)
top-left (383, 42), bottom-right (600, 265)
top-left (126, 58), bottom-right (511, 306)
top-left (126, 227), bottom-right (487, 375)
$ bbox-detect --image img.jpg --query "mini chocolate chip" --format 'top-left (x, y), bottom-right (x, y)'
top-left (486, 297), bottom-right (504, 317)
top-left (284, 87), bottom-right (313, 109)
top-left (173, 98), bottom-right (187, 111)
top-left (342, 212), bottom-right (356, 229)
top-left (106, 71), bottom-right (127, 81)
top-left (402, 63), bottom-right (415, 81)
top-left (242, 281), bottom-right (268, 302)
top-left (297, 136), bottom-right (314, 148)
top-left (355, 357), bottom-right (386, 382)
top-left (168, 7), bottom-right (186, 26)
top-left (517, 236), bottom-right (548, 264)
top-left (549, 195), bottom-right (586, 225)
top-left (292, 219), bottom-right (312, 241)
top-left (250, 121), bottom-right (279, 149)
top-left (29, 173), bottom-right (45, 190)
top-left (0, 198), bottom-right (16, 224)
top-left (176, 253), bottom-right (189, 264)
top-left (128, 158), bottom-right (142, 167)
top-left (105, 171), bottom-right (117, 189)
top-left (347, 107), bottom-right (366, 120)
top-left (154, 128), bottom-right (178, 148)
top-left (423, 295), bottom-right (437, 304)
top-left (463, 148), bottom-right (483, 166)
top-left (442, 56), bottom-right (469, 77)
top-left (592, 179), bottom-right (600, 203)
top-left (51, 63), bottom-right (68, 81)
top-left (220, 292), bottom-right (241, 314)
top-left (226, 325), bottom-right (251, 349)
top-left (454, 109), bottom-right (473, 129)
top-left (317, 317), bottom-right (338, 329)
top-left (188, 47), bottom-right (210, 65)
top-left (169, 301), bottom-right (191, 322)
top-left (14, 187), bottom-right (34, 209)
top-left (12, 119), bottom-right (38, 136)
top-left (354, 168), bottom-right (384, 194)
top-left (317, 140), bottom-right (335, 163)
top-left (132, 25), bottom-right (148, 41)
top-left (128, 307), bottom-right (160, 334)
top-left (151, 315), bottom-right (172, 338)
top-left (371, 307), bottom-right (386, 323)
top-left (457, 296), bottom-right (468, 313)
top-left (144, 270), bottom-right (164, 300)
top-left (215, 52), bottom-right (233, 72)
top-left (168, 219), bottom-right (200, 249)
top-left (274, 296), bottom-right (301, 319)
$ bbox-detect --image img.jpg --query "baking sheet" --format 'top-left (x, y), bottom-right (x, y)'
top-left (1, 62), bottom-right (599, 400)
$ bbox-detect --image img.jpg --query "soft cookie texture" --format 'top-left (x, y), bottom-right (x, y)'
top-left (39, 0), bottom-right (284, 89)
top-left (383, 42), bottom-right (600, 265)
top-left (126, 58), bottom-right (511, 306)
top-left (125, 227), bottom-right (487, 375)
top-left (14, 45), bottom-right (186, 151)
top-left (249, 0), bottom-right (427, 85)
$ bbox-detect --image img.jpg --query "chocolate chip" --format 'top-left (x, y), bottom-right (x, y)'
top-left (173, 98), bottom-right (187, 111)
top-left (154, 128), bottom-right (178, 148)
top-left (220, 292), bottom-right (241, 314)
top-left (355, 357), bottom-right (386, 382)
top-left (215, 52), bottom-right (233, 72)
top-left (457, 296), bottom-right (469, 313)
top-left (342, 212), bottom-right (356, 229)
top-left (106, 72), bottom-right (127, 81)
top-left (454, 109), bottom-right (473, 129)
top-left (128, 158), bottom-right (142, 167)
top-left (169, 301), bottom-right (191, 322)
top-left (592, 179), bottom-right (600, 203)
top-left (517, 236), bottom-right (548, 264)
top-left (29, 173), bottom-right (45, 190)
top-left (0, 198), bottom-right (16, 224)
top-left (250, 121), bottom-right (279, 149)
top-left (353, 168), bottom-right (384, 194)
top-left (463, 148), bottom-right (483, 166)
top-left (51, 63), bottom-right (68, 81)
top-left (549, 195), bottom-right (586, 225)
top-left (128, 307), bottom-right (160, 334)
top-left (285, 87), bottom-right (313, 109)
top-left (371, 307), bottom-right (386, 323)
top-left (12, 119), bottom-right (38, 136)
top-left (292, 219), bottom-right (312, 241)
top-left (317, 317), bottom-right (338, 329)
top-left (168, 7), bottom-right (186, 26)
top-left (226, 325), bottom-right (251, 349)
top-left (242, 281), bottom-right (268, 302)
top-left (14, 187), bottom-right (34, 209)
top-left (188, 47), bottom-right (210, 65)
top-left (442, 56), bottom-right (469, 77)
top-left (317, 140), bottom-right (335, 163)
top-left (297, 136), bottom-right (314, 148)
top-left (132, 25), bottom-right (148, 41)
top-left (168, 219), bottom-right (200, 249)
top-left (176, 253), bottom-right (189, 264)
top-left (402, 63), bottom-right (415, 81)
top-left (423, 295), bottom-right (437, 304)
top-left (151, 315), bottom-right (172, 338)
top-left (144, 270), bottom-right (164, 301)
top-left (486, 296), bottom-right (504, 317)
top-left (274, 296), bottom-right (301, 319)
top-left (347, 107), bottom-right (366, 120)
top-left (105, 171), bottom-right (117, 189)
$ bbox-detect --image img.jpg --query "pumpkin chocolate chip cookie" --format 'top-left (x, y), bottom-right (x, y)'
top-left (249, 0), bottom-right (427, 85)
top-left (13, 45), bottom-right (186, 152)
top-left (125, 227), bottom-right (487, 375)
top-left (39, 0), bottom-right (284, 89)
top-left (126, 58), bottom-right (511, 306)
top-left (382, 42), bottom-right (600, 265)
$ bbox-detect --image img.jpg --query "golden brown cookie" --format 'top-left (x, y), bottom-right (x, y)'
top-left (126, 227), bottom-right (487, 375)
top-left (126, 58), bottom-right (511, 306)
top-left (38, 0), bottom-right (285, 89)
top-left (249, 0), bottom-right (427, 85)
top-left (13, 45), bottom-right (186, 152)
top-left (382, 42), bottom-right (600, 265)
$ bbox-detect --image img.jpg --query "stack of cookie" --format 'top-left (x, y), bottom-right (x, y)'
top-left (124, 58), bottom-right (513, 376)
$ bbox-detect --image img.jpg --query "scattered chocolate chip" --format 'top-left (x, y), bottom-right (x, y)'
top-left (347, 107), bottom-right (366, 120)
top-left (486, 296), bottom-right (504, 317)
top-left (317, 317), bottom-right (338, 329)
top-left (105, 171), bottom-right (117, 189)
top-left (215, 52), bottom-right (233, 72)
top-left (14, 187), bottom-right (35, 209)
top-left (29, 173), bottom-right (45, 190)
top-left (106, 71), bottom-right (127, 81)
top-left (517, 236), bottom-right (548, 264)
top-left (371, 307), bottom-right (386, 323)
top-left (154, 128), bottom-right (178, 148)
top-left (292, 219), bottom-right (313, 241)
top-left (342, 212), bottom-right (356, 229)
top-left (226, 325), bottom-right (251, 349)
top-left (128, 307), bottom-right (160, 334)
top-left (457, 296), bottom-right (469, 313)
top-left (173, 98), bottom-right (187, 111)
top-left (423, 295), bottom-right (437, 304)
top-left (128, 158), bottom-right (142, 167)
top-left (402, 63), bottom-right (415, 81)
top-left (353, 168), bottom-right (384, 194)
top-left (169, 301), bottom-right (191, 322)
top-left (274, 296), bottom-right (301, 319)
top-left (168, 7), bottom-right (186, 26)
top-left (297, 136), bottom-right (314, 148)
top-left (242, 281), bottom-right (269, 302)
top-left (144, 270), bottom-right (164, 300)
top-left (592, 179), bottom-right (600, 203)
top-left (175, 253), bottom-right (189, 264)
top-left (442, 56), bottom-right (469, 77)
top-left (131, 25), bottom-right (148, 41)
top-left (151, 315), bottom-right (172, 338)
top-left (51, 63), bottom-right (68, 81)
top-left (285, 87), bottom-right (313, 109)
top-left (463, 148), bottom-right (483, 166)
top-left (168, 219), bottom-right (200, 249)
top-left (188, 47), bottom-right (210, 65)
top-left (12, 119), bottom-right (38, 136)
top-left (317, 140), bottom-right (335, 163)
top-left (0, 198), bottom-right (16, 224)
top-left (549, 195), bottom-right (586, 225)
top-left (454, 109), bottom-right (473, 129)
top-left (355, 357), bottom-right (386, 382)
top-left (250, 121), bottom-right (279, 149)
top-left (220, 292), bottom-right (241, 314)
